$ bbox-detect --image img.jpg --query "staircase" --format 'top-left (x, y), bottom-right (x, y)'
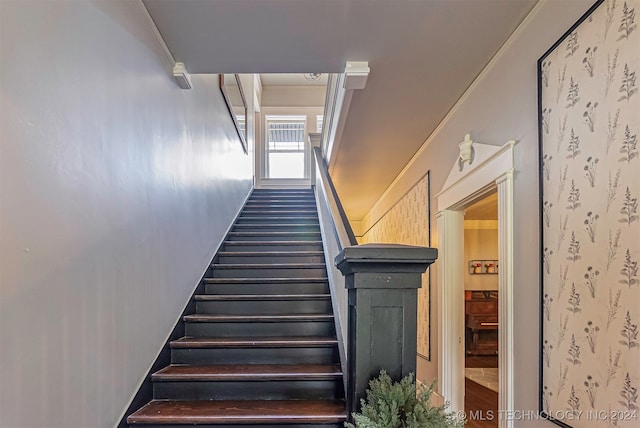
top-left (127, 189), bottom-right (346, 427)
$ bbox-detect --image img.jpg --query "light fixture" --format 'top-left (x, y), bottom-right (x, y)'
top-left (304, 73), bottom-right (322, 81)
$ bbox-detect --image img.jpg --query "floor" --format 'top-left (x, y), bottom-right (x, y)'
top-left (465, 368), bottom-right (498, 392)
top-left (464, 355), bottom-right (498, 428)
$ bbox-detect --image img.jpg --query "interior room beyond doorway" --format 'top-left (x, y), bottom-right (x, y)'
top-left (463, 191), bottom-right (499, 428)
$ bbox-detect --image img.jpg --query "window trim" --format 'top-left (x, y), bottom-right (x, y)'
top-left (264, 114), bottom-right (308, 179)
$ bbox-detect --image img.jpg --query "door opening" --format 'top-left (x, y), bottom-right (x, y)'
top-left (463, 192), bottom-right (499, 428)
top-left (436, 137), bottom-right (515, 428)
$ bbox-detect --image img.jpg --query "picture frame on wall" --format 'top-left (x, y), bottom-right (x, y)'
top-left (538, 0), bottom-right (639, 427)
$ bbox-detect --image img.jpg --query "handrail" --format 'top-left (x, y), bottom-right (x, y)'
top-left (312, 146), bottom-right (436, 418)
top-left (312, 146), bottom-right (356, 400)
top-left (313, 147), bottom-right (358, 249)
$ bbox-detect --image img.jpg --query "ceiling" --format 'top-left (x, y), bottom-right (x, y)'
top-left (143, 0), bottom-right (537, 220)
top-left (465, 192), bottom-right (498, 221)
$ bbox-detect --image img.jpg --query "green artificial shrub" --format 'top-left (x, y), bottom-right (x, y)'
top-left (345, 370), bottom-right (464, 428)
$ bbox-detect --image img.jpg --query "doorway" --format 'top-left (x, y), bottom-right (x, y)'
top-left (436, 137), bottom-right (515, 428)
top-left (463, 192), bottom-right (499, 428)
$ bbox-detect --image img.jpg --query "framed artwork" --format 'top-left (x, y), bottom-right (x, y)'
top-left (220, 74), bottom-right (248, 154)
top-left (425, 170), bottom-right (432, 361)
top-left (538, 0), bottom-right (639, 427)
top-left (468, 260), bottom-right (499, 275)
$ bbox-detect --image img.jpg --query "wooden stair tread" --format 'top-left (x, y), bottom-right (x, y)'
top-left (241, 206), bottom-right (316, 209)
top-left (184, 314), bottom-right (334, 322)
top-left (218, 251), bottom-right (323, 255)
top-left (233, 223), bottom-right (319, 227)
top-left (128, 399), bottom-right (346, 424)
top-left (211, 263), bottom-right (326, 269)
top-left (152, 364), bottom-right (342, 381)
top-left (194, 294), bottom-right (330, 301)
top-left (228, 231), bottom-right (320, 236)
top-left (244, 206), bottom-right (316, 211)
top-left (171, 337), bottom-right (338, 348)
top-left (237, 216), bottom-right (318, 220)
top-left (236, 211), bottom-right (317, 214)
top-left (223, 240), bottom-right (322, 244)
top-left (204, 277), bottom-right (328, 283)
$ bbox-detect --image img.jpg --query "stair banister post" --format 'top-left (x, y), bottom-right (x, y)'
top-left (335, 243), bottom-right (437, 417)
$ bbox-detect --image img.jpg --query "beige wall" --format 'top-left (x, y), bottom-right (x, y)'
top-left (356, 0), bottom-right (594, 424)
top-left (261, 85), bottom-right (327, 108)
top-left (0, 1), bottom-right (252, 426)
top-left (464, 227), bottom-right (499, 291)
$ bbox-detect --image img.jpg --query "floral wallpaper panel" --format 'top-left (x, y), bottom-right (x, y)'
top-left (540, 0), bottom-right (639, 426)
top-left (359, 174), bottom-right (431, 359)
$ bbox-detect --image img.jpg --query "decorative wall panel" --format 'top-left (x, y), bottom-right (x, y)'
top-left (359, 174), bottom-right (431, 359)
top-left (539, 1), bottom-right (639, 426)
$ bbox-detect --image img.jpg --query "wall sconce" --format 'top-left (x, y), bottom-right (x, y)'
top-left (458, 133), bottom-right (474, 170)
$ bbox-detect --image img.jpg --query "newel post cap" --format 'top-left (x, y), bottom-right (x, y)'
top-left (335, 243), bottom-right (437, 276)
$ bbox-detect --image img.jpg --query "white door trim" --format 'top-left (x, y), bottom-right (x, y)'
top-left (436, 137), bottom-right (515, 428)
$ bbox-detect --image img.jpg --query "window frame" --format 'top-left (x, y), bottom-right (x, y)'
top-left (264, 114), bottom-right (308, 180)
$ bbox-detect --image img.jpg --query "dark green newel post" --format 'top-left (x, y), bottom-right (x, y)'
top-left (335, 243), bottom-right (438, 417)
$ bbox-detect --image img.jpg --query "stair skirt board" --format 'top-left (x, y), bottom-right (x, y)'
top-left (125, 188), bottom-right (346, 427)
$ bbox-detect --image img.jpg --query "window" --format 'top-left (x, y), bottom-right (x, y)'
top-left (265, 115), bottom-right (307, 179)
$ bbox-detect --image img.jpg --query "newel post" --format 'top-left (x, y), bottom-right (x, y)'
top-left (335, 243), bottom-right (437, 416)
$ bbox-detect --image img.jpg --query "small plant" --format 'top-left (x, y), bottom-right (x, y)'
top-left (345, 370), bottom-right (464, 428)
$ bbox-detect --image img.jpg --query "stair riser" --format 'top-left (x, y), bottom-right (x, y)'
top-left (226, 234), bottom-right (322, 242)
top-left (251, 191), bottom-right (313, 196)
top-left (195, 299), bottom-right (332, 315)
top-left (243, 205), bottom-right (317, 210)
top-left (211, 267), bottom-right (326, 278)
top-left (237, 210), bottom-right (316, 216)
top-left (222, 242), bottom-right (323, 252)
top-left (205, 282), bottom-right (329, 295)
top-left (171, 347), bottom-right (340, 365)
top-left (130, 424), bottom-right (343, 428)
top-left (250, 191), bottom-right (314, 195)
top-left (153, 380), bottom-right (343, 400)
top-left (217, 254), bottom-right (325, 264)
top-left (249, 193), bottom-right (315, 201)
top-left (235, 216), bottom-right (319, 225)
top-left (247, 199), bottom-right (316, 205)
top-left (245, 201), bottom-right (316, 206)
top-left (232, 224), bottom-right (320, 233)
top-left (185, 321), bottom-right (335, 337)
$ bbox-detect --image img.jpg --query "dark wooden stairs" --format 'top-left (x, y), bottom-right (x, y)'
top-left (127, 189), bottom-right (346, 427)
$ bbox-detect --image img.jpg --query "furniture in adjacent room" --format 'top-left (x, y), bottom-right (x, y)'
top-left (465, 291), bottom-right (498, 355)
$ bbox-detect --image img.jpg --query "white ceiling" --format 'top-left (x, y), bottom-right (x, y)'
top-left (143, 0), bottom-right (537, 220)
